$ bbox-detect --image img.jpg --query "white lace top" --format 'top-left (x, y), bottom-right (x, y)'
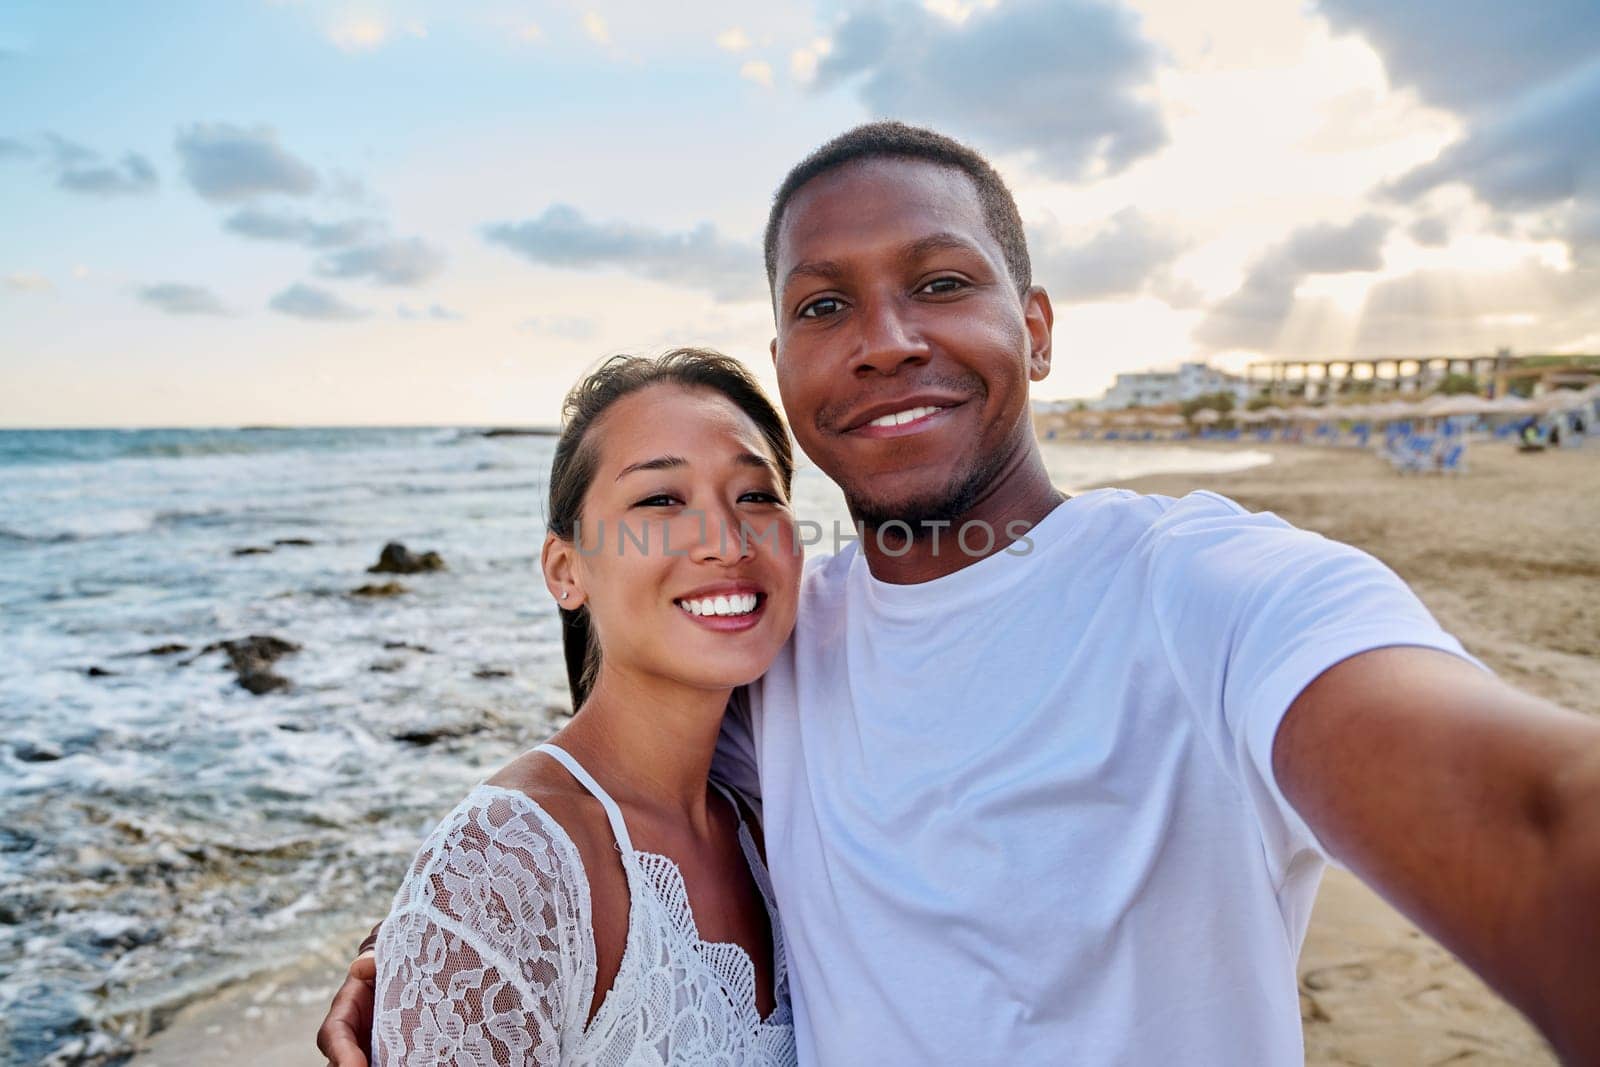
top-left (373, 743), bottom-right (796, 1066)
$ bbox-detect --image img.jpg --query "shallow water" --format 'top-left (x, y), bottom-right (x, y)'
top-left (0, 428), bottom-right (1265, 1064)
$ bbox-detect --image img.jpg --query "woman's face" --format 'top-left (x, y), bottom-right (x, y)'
top-left (547, 383), bottom-right (802, 695)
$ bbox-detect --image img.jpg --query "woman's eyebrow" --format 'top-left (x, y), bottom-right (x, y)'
top-left (615, 455), bottom-right (685, 480)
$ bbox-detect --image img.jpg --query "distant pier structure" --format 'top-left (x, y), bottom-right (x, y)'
top-left (1247, 349), bottom-right (1600, 401)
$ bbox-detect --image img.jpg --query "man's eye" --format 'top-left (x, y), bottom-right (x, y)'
top-left (799, 296), bottom-right (844, 319)
top-left (920, 277), bottom-right (965, 295)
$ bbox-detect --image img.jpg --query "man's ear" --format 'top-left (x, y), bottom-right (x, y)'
top-left (1023, 286), bottom-right (1054, 382)
top-left (541, 532), bottom-right (585, 609)
top-left (769, 336), bottom-right (778, 365)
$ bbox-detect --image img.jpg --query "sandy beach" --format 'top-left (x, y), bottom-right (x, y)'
top-left (133, 436), bottom-right (1595, 1065)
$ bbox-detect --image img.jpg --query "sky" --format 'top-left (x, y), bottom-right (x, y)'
top-left (2, 0), bottom-right (1597, 427)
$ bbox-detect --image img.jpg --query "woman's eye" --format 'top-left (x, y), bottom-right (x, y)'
top-left (920, 277), bottom-right (965, 295)
top-left (634, 494), bottom-right (680, 507)
top-left (739, 490), bottom-right (783, 504)
top-left (799, 296), bottom-right (844, 319)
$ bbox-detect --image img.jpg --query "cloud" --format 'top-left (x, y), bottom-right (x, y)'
top-left (268, 282), bottom-right (369, 321)
top-left (9, 133), bottom-right (160, 195)
top-left (811, 0), bottom-right (1167, 181)
top-left (223, 207), bottom-right (379, 248)
top-left (5, 272), bottom-right (52, 292)
top-left (1195, 213), bottom-right (1392, 350)
top-left (1317, 0), bottom-right (1600, 114)
top-left (1349, 260), bottom-right (1600, 354)
top-left (583, 12), bottom-right (611, 45)
top-left (176, 123), bottom-right (319, 202)
top-left (314, 236), bottom-right (445, 286)
top-left (518, 315), bottom-right (598, 340)
top-left (1318, 2), bottom-right (1600, 266)
top-left (328, 16), bottom-right (388, 51)
top-left (136, 282), bottom-right (229, 316)
top-left (1407, 215), bottom-right (1451, 248)
top-left (57, 151), bottom-right (158, 195)
top-left (397, 302), bottom-right (464, 322)
top-left (740, 60), bottom-right (774, 88)
top-left (484, 205), bottom-right (762, 303)
top-left (326, 15), bottom-right (425, 52)
top-left (1029, 209), bottom-right (1187, 304)
top-left (716, 28), bottom-right (751, 52)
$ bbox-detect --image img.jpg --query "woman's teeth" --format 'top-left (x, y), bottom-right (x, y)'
top-left (867, 405), bottom-right (941, 428)
top-left (677, 593), bottom-right (759, 617)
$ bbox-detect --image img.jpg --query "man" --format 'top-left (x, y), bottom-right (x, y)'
top-left (321, 122), bottom-right (1600, 1063)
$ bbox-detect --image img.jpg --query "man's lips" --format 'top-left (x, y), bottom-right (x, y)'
top-left (838, 395), bottom-right (969, 436)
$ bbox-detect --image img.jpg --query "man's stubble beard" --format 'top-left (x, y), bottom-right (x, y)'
top-left (844, 444), bottom-right (1005, 536)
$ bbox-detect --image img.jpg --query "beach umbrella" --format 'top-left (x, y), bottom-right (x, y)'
top-left (1533, 390), bottom-right (1587, 413)
top-left (1487, 395), bottom-right (1536, 414)
top-left (1110, 412), bottom-right (1143, 427)
top-left (1191, 408), bottom-right (1221, 425)
top-left (1257, 406), bottom-right (1289, 421)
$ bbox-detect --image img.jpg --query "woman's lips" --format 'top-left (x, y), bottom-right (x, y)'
top-left (674, 592), bottom-right (767, 632)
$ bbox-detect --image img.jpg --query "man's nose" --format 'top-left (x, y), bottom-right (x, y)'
top-left (851, 295), bottom-right (929, 377)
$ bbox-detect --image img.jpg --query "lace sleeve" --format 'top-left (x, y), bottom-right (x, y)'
top-left (373, 789), bottom-right (596, 1066)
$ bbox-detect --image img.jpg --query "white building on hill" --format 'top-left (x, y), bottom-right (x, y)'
top-left (1095, 362), bottom-right (1253, 409)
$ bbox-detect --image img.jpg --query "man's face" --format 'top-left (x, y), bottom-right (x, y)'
top-left (770, 157), bottom-right (1051, 527)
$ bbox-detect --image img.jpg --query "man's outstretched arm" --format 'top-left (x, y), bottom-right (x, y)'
top-left (1276, 646), bottom-right (1600, 1062)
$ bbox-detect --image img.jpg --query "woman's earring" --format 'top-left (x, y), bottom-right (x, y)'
top-left (561, 591), bottom-right (570, 601)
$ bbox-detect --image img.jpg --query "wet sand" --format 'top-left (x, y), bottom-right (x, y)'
top-left (1105, 438), bottom-right (1598, 1066)
top-left (136, 438), bottom-right (1595, 1064)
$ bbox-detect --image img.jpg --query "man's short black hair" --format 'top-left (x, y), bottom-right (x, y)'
top-left (763, 121), bottom-right (1032, 297)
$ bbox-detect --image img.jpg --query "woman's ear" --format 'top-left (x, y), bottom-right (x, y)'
top-left (541, 532), bottom-right (585, 609)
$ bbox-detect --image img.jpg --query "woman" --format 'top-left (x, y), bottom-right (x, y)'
top-left (372, 349), bottom-right (803, 1065)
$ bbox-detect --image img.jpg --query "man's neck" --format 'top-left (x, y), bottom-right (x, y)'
top-left (858, 437), bottom-right (1066, 585)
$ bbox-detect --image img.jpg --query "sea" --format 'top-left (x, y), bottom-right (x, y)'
top-left (0, 427), bottom-right (1268, 1065)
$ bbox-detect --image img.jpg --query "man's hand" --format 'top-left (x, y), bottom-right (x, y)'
top-left (316, 950), bottom-right (376, 1067)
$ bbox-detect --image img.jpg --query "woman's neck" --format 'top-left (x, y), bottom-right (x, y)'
top-left (553, 666), bottom-right (732, 825)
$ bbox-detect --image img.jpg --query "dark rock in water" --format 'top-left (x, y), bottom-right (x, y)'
top-left (473, 667), bottom-right (512, 679)
top-left (238, 669), bottom-right (290, 695)
top-left (198, 635), bottom-right (300, 695)
top-left (273, 537), bottom-right (315, 547)
top-left (84, 666), bottom-right (116, 678)
top-left (15, 740), bottom-right (64, 762)
top-left (369, 658), bottom-right (406, 673)
top-left (368, 541), bottom-right (446, 574)
top-left (383, 640), bottom-right (434, 653)
top-left (393, 721), bottom-right (485, 745)
top-left (144, 643), bottom-right (190, 656)
top-left (232, 545), bottom-right (273, 556)
top-left (351, 581), bottom-right (408, 597)
top-left (480, 426), bottom-right (559, 437)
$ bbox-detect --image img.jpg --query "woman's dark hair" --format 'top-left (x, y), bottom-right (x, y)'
top-left (547, 348), bottom-right (795, 710)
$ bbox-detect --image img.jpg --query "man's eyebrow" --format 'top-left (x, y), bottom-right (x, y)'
top-left (615, 455), bottom-right (686, 480)
top-left (781, 259), bottom-right (843, 289)
top-left (904, 231), bottom-right (983, 260)
top-left (781, 232), bottom-right (984, 291)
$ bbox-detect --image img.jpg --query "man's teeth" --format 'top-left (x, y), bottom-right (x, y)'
top-left (867, 405), bottom-right (942, 428)
top-left (677, 593), bottom-right (760, 617)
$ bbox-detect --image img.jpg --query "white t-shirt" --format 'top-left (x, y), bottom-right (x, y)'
top-left (714, 489), bottom-right (1475, 1065)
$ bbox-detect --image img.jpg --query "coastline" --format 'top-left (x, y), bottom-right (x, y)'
top-left (130, 438), bottom-right (1592, 1064)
